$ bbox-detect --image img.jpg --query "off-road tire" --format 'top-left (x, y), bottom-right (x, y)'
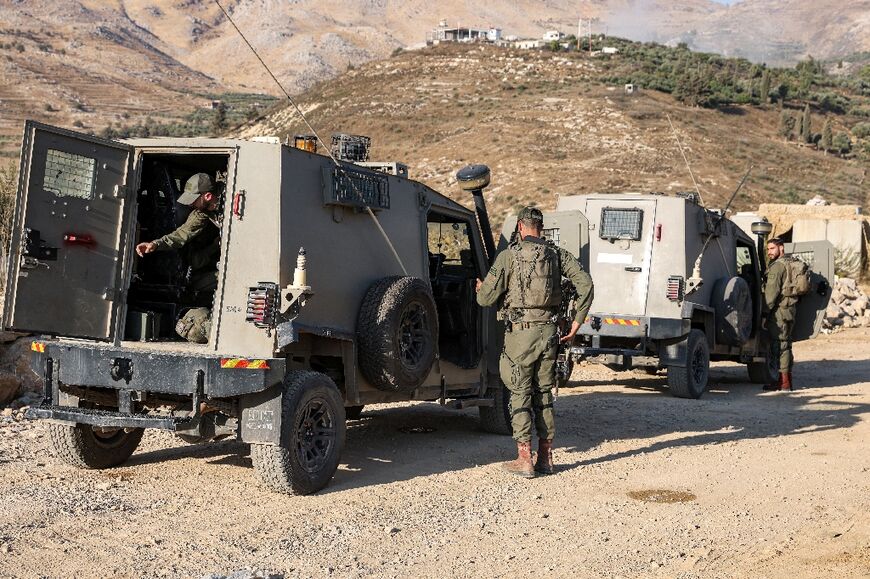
top-left (479, 374), bottom-right (512, 435)
top-left (666, 329), bottom-right (710, 399)
top-left (345, 405), bottom-right (365, 420)
top-left (357, 276), bottom-right (438, 392)
top-left (251, 371), bottom-right (346, 495)
top-left (48, 423), bottom-right (144, 469)
top-left (747, 339), bottom-right (779, 384)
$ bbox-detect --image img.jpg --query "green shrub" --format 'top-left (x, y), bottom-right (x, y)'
top-left (852, 122), bottom-right (870, 139)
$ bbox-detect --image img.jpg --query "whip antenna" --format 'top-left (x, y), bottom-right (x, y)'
top-left (666, 113), bottom-right (704, 206)
top-left (213, 0), bottom-right (408, 274)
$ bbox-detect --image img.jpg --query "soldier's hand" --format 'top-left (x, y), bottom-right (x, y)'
top-left (475, 278), bottom-right (483, 292)
top-left (560, 321), bottom-right (581, 343)
top-left (136, 242), bottom-right (157, 257)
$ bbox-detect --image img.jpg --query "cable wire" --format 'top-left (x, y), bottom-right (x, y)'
top-left (213, 0), bottom-right (408, 274)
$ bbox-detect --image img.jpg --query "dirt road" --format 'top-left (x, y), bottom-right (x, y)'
top-left (1, 329), bottom-right (868, 578)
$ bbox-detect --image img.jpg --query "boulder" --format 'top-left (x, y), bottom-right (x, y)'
top-left (0, 371), bottom-right (19, 405)
top-left (0, 337), bottom-right (42, 404)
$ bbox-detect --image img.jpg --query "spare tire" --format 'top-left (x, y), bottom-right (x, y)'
top-left (712, 276), bottom-right (753, 346)
top-left (357, 276), bottom-right (438, 392)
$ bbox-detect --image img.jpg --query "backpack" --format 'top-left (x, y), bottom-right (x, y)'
top-left (782, 256), bottom-right (811, 298)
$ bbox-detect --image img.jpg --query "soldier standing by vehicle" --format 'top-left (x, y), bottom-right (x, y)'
top-left (135, 172), bottom-right (223, 343)
top-left (763, 238), bottom-right (797, 391)
top-left (476, 206), bottom-right (594, 477)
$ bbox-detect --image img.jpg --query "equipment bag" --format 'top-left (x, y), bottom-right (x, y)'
top-left (782, 257), bottom-right (811, 298)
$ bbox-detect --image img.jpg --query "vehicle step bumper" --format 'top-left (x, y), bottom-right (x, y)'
top-left (26, 404), bottom-right (194, 430)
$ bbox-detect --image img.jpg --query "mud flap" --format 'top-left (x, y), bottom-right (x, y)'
top-left (239, 383), bottom-right (283, 444)
top-left (658, 337), bottom-right (689, 368)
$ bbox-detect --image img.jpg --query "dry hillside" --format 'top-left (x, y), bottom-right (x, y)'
top-left (237, 43), bottom-right (868, 223)
top-left (1, 0), bottom-right (869, 157)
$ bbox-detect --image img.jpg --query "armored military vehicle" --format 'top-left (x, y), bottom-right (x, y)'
top-left (6, 121), bottom-right (515, 494)
top-left (544, 192), bottom-right (834, 398)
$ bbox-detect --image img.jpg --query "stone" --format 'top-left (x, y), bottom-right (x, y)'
top-left (0, 371), bottom-right (19, 406)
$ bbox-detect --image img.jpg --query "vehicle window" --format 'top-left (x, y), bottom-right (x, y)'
top-left (43, 149), bottom-right (96, 200)
top-left (428, 221), bottom-right (471, 262)
top-left (600, 207), bottom-right (643, 240)
top-left (542, 227), bottom-right (561, 245)
top-left (736, 246), bottom-right (752, 271)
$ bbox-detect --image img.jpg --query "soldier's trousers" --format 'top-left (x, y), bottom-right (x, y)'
top-left (499, 323), bottom-right (558, 442)
top-left (768, 308), bottom-right (795, 372)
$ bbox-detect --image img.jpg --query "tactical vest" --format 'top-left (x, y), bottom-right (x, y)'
top-left (505, 240), bottom-right (562, 322)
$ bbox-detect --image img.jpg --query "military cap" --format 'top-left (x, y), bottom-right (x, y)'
top-left (517, 206), bottom-right (543, 223)
top-left (177, 173), bottom-right (214, 206)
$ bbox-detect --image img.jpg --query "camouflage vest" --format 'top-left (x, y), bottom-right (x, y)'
top-left (505, 239), bottom-right (562, 322)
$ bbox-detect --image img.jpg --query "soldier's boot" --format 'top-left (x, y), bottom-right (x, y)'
top-left (779, 372), bottom-right (793, 391)
top-left (762, 374), bottom-right (781, 391)
top-left (501, 441), bottom-right (535, 478)
top-left (534, 439), bottom-right (554, 475)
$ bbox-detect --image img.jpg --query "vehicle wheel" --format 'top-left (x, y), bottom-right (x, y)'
top-left (479, 374), bottom-right (512, 435)
top-left (357, 276), bottom-right (438, 392)
top-left (345, 405), bottom-right (365, 420)
top-left (666, 329), bottom-right (710, 399)
top-left (747, 342), bottom-right (779, 384)
top-left (48, 423), bottom-right (144, 469)
top-left (251, 371), bottom-right (346, 495)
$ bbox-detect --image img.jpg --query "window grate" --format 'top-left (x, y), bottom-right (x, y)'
top-left (542, 227), bottom-right (561, 245)
top-left (600, 207), bottom-right (643, 240)
top-left (43, 149), bottom-right (96, 200)
top-left (323, 165), bottom-right (390, 210)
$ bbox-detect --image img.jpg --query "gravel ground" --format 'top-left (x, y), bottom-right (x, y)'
top-left (1, 329), bottom-right (868, 579)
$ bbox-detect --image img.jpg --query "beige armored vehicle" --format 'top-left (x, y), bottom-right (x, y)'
top-left (6, 121), bottom-right (514, 494)
top-left (547, 192), bottom-right (834, 398)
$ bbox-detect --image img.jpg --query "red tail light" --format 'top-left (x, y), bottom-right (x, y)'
top-left (63, 233), bottom-right (95, 247)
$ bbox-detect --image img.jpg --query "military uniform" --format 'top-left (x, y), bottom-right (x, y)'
top-left (764, 257), bottom-right (797, 389)
top-left (477, 207), bottom-right (593, 476)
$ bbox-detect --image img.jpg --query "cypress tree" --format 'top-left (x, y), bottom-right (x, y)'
top-left (821, 119), bottom-right (833, 151)
top-left (760, 69), bottom-right (771, 105)
top-left (800, 104), bottom-right (812, 143)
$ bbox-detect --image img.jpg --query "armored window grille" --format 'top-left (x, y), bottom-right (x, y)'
top-left (323, 166), bottom-right (390, 210)
top-left (790, 251), bottom-right (815, 267)
top-left (542, 227), bottom-right (561, 245)
top-left (42, 149), bottom-right (96, 200)
top-left (600, 207), bottom-right (643, 241)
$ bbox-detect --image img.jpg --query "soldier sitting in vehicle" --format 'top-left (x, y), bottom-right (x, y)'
top-left (135, 172), bottom-right (223, 343)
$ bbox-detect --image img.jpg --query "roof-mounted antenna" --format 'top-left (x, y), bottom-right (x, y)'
top-left (213, 0), bottom-right (407, 275)
top-left (666, 113), bottom-right (704, 207)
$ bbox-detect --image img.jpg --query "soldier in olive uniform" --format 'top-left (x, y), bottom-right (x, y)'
top-left (136, 173), bottom-right (222, 343)
top-left (476, 207), bottom-right (594, 477)
top-left (763, 238), bottom-right (796, 392)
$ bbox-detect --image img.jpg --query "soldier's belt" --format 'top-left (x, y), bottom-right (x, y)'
top-left (509, 320), bottom-right (556, 330)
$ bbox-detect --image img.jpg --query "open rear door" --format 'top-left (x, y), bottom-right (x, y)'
top-left (3, 121), bottom-right (134, 340)
top-left (785, 240), bottom-right (835, 342)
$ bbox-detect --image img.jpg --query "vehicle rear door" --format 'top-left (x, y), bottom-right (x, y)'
top-left (785, 240), bottom-right (835, 342)
top-left (584, 198), bottom-right (657, 316)
top-left (3, 121), bottom-right (134, 340)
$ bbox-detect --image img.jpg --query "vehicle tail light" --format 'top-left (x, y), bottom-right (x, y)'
top-left (666, 276), bottom-right (684, 301)
top-left (246, 282), bottom-right (280, 329)
top-left (63, 233), bottom-right (95, 246)
top-left (655, 224), bottom-right (662, 241)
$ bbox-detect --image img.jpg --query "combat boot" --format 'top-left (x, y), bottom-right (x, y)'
top-left (501, 441), bottom-right (535, 478)
top-left (534, 439), bottom-right (554, 475)
top-left (763, 372), bottom-right (784, 391)
top-left (780, 372), bottom-right (793, 391)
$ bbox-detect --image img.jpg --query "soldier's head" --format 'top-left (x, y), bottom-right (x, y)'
top-left (517, 206), bottom-right (543, 239)
top-left (178, 173), bottom-right (220, 212)
top-left (767, 237), bottom-right (785, 260)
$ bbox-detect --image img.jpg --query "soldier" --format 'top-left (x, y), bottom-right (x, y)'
top-left (763, 237), bottom-right (796, 391)
top-left (476, 206), bottom-right (594, 477)
top-left (135, 173), bottom-right (222, 343)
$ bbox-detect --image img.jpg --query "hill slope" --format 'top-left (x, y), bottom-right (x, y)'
top-left (237, 43), bottom-right (868, 221)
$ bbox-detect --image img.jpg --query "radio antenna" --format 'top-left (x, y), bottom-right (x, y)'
top-left (666, 113), bottom-right (704, 206)
top-left (213, 0), bottom-right (407, 274)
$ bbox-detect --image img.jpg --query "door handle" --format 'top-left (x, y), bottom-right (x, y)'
top-left (624, 266), bottom-right (642, 272)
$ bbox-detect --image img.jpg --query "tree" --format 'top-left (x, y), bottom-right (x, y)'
top-left (832, 133), bottom-right (852, 154)
top-left (211, 102), bottom-right (228, 135)
top-left (821, 119), bottom-right (833, 151)
top-left (800, 104), bottom-right (812, 143)
top-left (760, 69), bottom-right (771, 105)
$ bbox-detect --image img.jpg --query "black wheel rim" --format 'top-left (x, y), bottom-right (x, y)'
top-left (398, 300), bottom-right (428, 369)
top-left (91, 427), bottom-right (127, 448)
top-left (691, 343), bottom-right (709, 386)
top-left (295, 397), bottom-right (336, 473)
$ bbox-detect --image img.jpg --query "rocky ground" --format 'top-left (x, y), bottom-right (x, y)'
top-left (1, 329), bottom-right (869, 579)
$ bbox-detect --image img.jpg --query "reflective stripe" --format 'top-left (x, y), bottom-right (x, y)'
top-left (220, 358), bottom-right (270, 369)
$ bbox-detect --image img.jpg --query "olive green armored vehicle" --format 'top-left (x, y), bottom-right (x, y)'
top-left (5, 121), bottom-right (517, 494)
top-left (549, 192), bottom-right (834, 398)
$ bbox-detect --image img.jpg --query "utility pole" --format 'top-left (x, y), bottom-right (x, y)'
top-left (577, 17), bottom-right (582, 51)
